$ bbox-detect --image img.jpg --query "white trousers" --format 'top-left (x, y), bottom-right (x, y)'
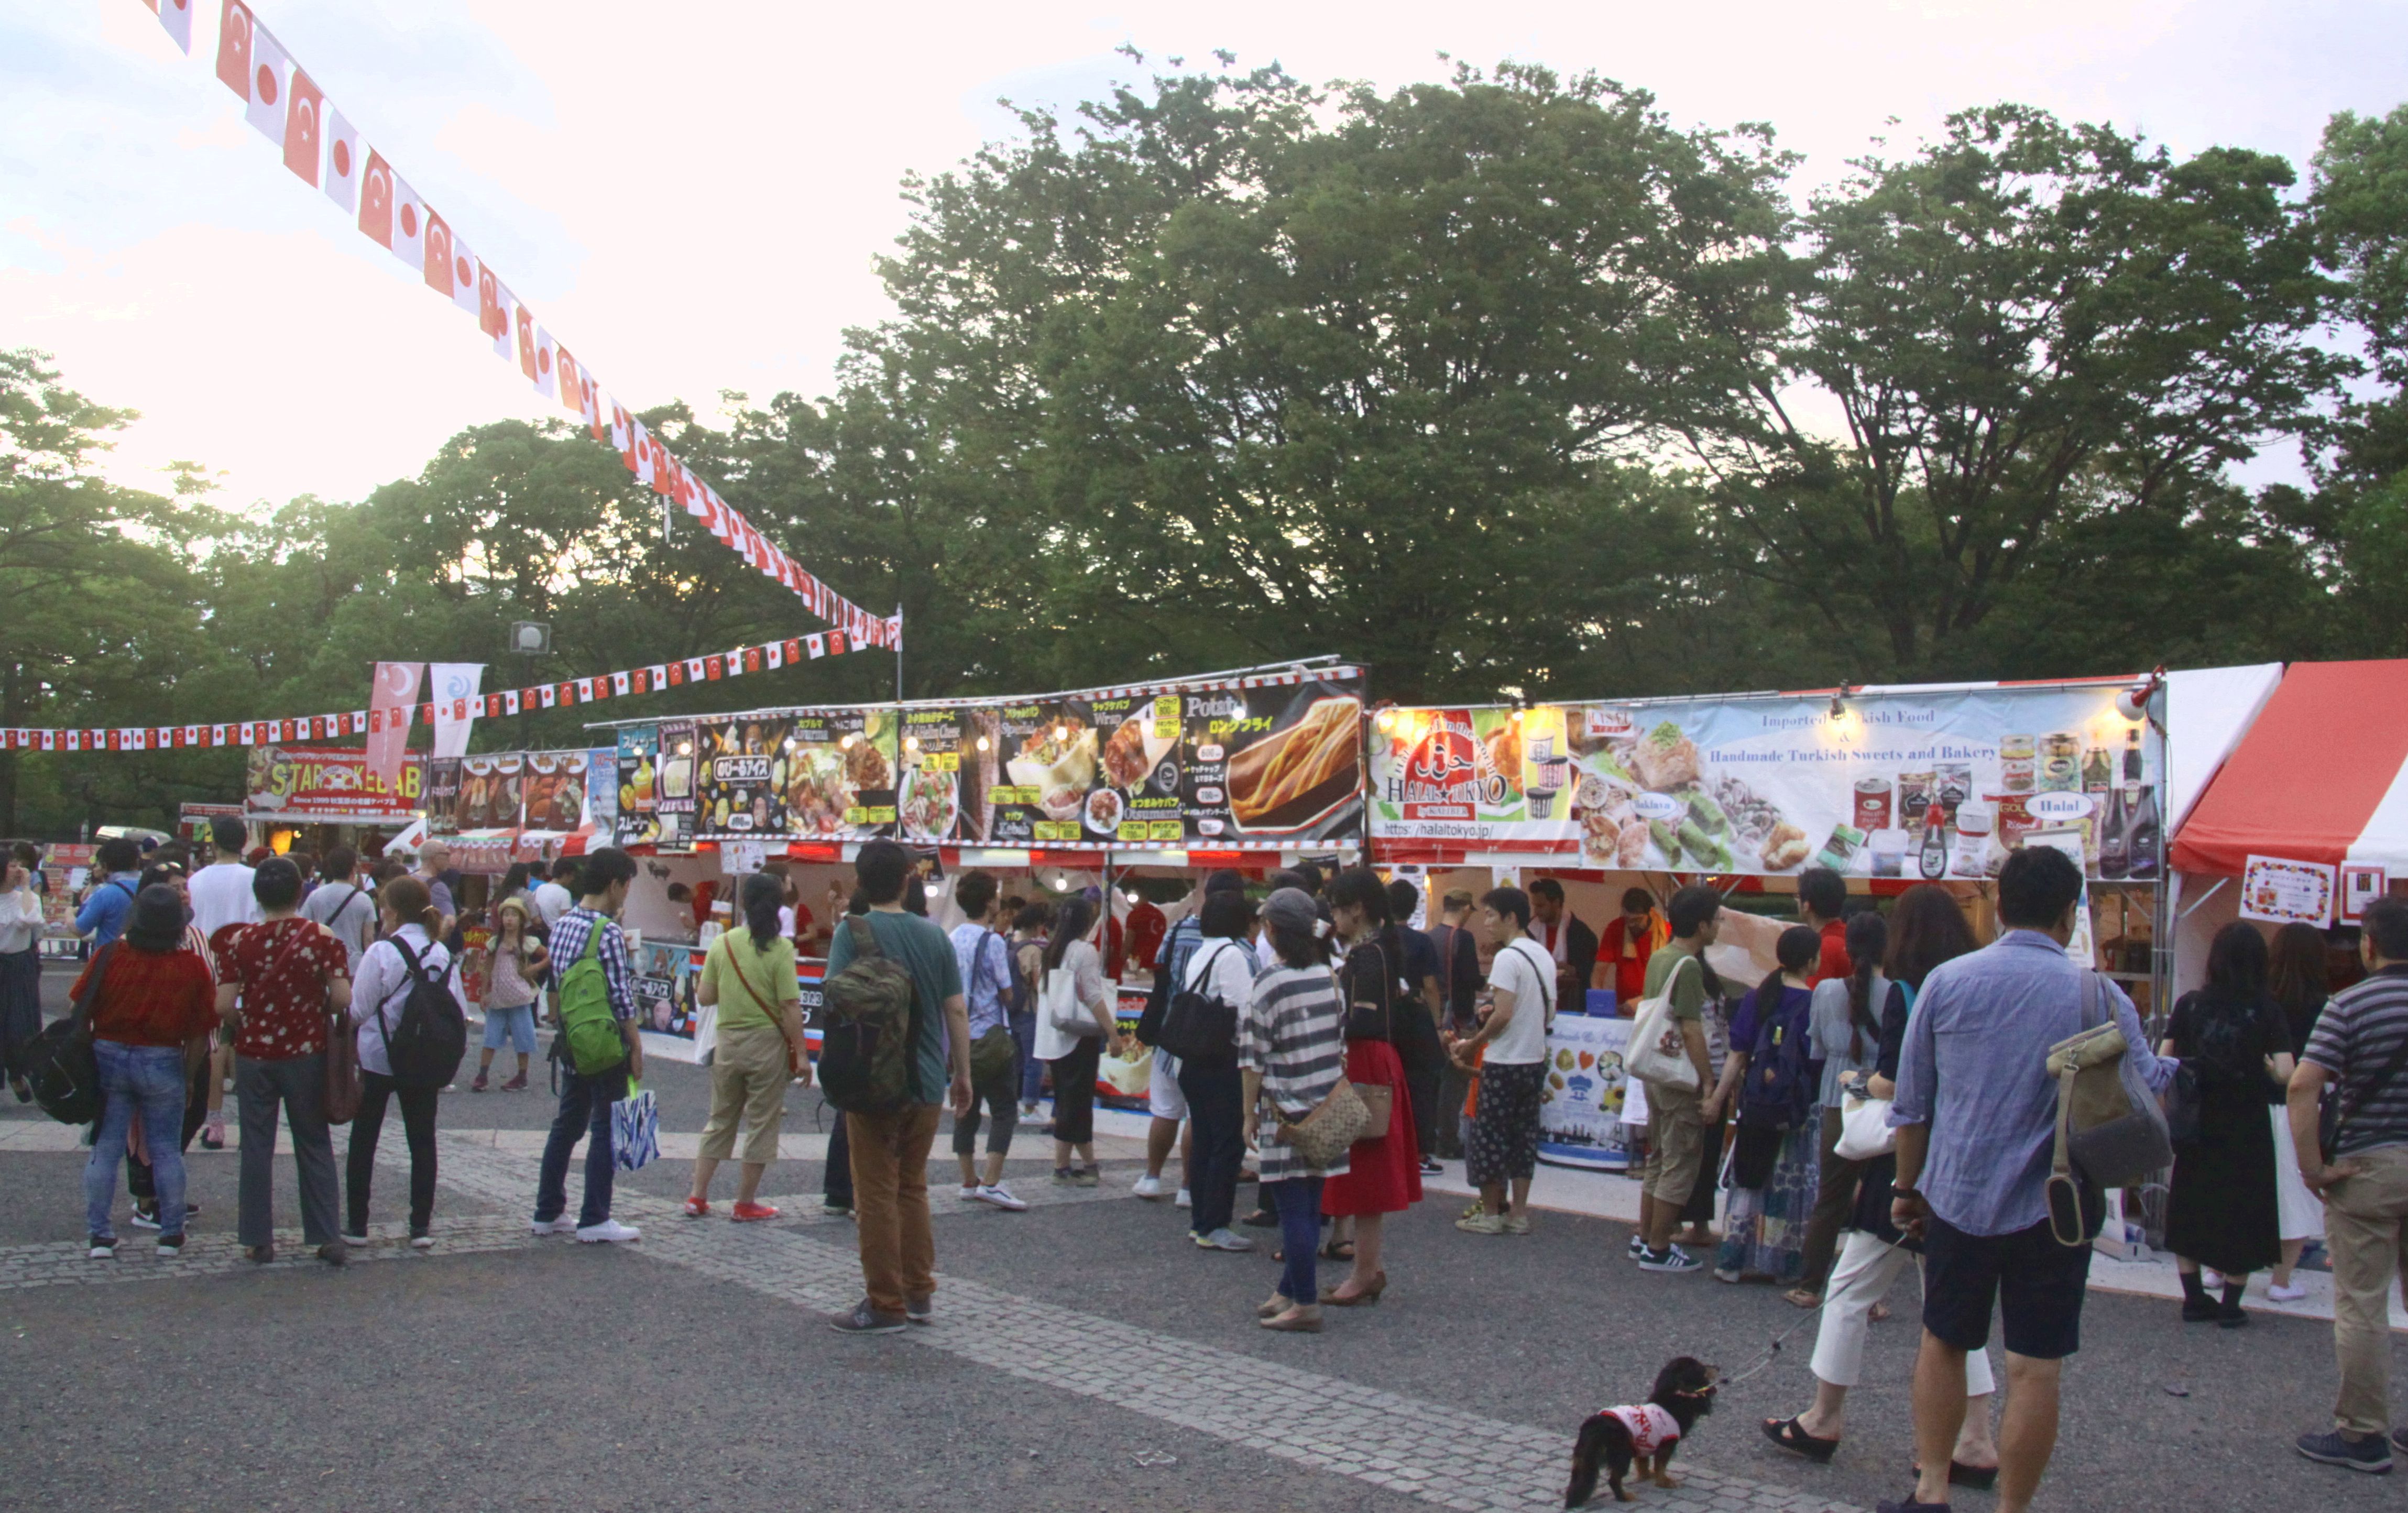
top-left (1811, 1228), bottom-right (1998, 1394)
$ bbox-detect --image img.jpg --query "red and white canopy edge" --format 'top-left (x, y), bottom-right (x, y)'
top-left (0, 630), bottom-right (861, 753)
top-left (128, 0), bottom-right (893, 650)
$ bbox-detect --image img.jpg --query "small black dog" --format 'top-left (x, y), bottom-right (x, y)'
top-left (1563, 1356), bottom-right (1720, 1506)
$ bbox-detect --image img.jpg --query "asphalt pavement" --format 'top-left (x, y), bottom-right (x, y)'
top-left (6, 957), bottom-right (2406, 1511)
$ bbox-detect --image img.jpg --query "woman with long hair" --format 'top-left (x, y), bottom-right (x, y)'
top-left (1011, 901), bottom-right (1052, 1116)
top-left (344, 875), bottom-right (450, 1248)
top-left (1764, 883), bottom-right (1998, 1487)
top-left (686, 871), bottom-right (808, 1220)
top-left (1793, 911), bottom-right (1890, 1308)
top-left (2162, 922), bottom-right (2293, 1323)
top-left (76, 885), bottom-right (217, 1259)
top-left (2264, 922), bottom-right (2332, 1297)
top-left (1711, 924), bottom-right (1824, 1284)
top-left (1318, 867), bottom-right (1424, 1304)
top-left (1243, 887), bottom-right (1351, 1333)
top-left (1033, 894), bottom-right (1123, 1186)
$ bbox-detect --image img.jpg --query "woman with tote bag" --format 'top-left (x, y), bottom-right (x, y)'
top-left (1035, 895), bottom-right (1124, 1187)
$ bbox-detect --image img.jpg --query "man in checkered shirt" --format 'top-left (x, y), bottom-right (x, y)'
top-left (531, 847), bottom-right (647, 1244)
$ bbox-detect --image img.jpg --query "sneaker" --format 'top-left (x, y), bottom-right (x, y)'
top-left (409, 1231), bottom-right (434, 1250)
top-left (958, 1185), bottom-right (980, 1201)
top-left (1504, 1213), bottom-right (1531, 1236)
top-left (1420, 1157), bottom-right (1444, 1175)
top-left (2269, 1282), bottom-right (2310, 1302)
top-left (156, 1233), bottom-right (185, 1257)
top-left (342, 1229), bottom-right (370, 1245)
top-left (1072, 1167), bottom-right (1100, 1188)
top-left (1196, 1227), bottom-right (1256, 1252)
top-left (731, 1201), bottom-right (780, 1222)
top-left (975, 1184), bottom-right (1028, 1212)
top-left (1455, 1212), bottom-right (1508, 1235)
top-left (1175, 1188), bottom-right (1191, 1209)
top-left (1020, 1101), bottom-right (1039, 1117)
top-left (576, 1219), bottom-right (642, 1244)
top-left (683, 1197), bottom-right (710, 1219)
top-left (1053, 1167), bottom-right (1077, 1185)
top-left (9, 1073), bottom-right (29, 1103)
top-left (829, 1299), bottom-right (907, 1335)
top-left (128, 1205), bottom-right (161, 1231)
top-left (470, 1073), bottom-right (489, 1092)
top-left (500, 1073), bottom-right (529, 1092)
top-left (1133, 1175), bottom-right (1165, 1199)
top-left (530, 1216), bottom-right (578, 1236)
top-left (1639, 1245), bottom-right (1704, 1274)
top-left (905, 1292), bottom-right (934, 1325)
top-left (88, 1235), bottom-right (118, 1260)
top-left (822, 1200), bottom-right (852, 1218)
top-left (244, 1245), bottom-right (276, 1264)
top-left (2297, 1429), bottom-right (2392, 1473)
top-left (1628, 1234), bottom-right (1647, 1260)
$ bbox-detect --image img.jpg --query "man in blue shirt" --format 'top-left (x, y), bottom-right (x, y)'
top-left (74, 838), bottom-right (146, 949)
top-left (1885, 846), bottom-right (2174, 1513)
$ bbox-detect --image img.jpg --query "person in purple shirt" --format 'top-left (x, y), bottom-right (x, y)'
top-left (1882, 847), bottom-right (2175, 1513)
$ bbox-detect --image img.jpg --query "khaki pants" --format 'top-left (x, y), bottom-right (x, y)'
top-left (697, 1024), bottom-right (790, 1166)
top-left (2324, 1144), bottom-right (2408, 1436)
top-left (847, 1104), bottom-right (943, 1316)
top-left (1642, 1079), bottom-right (1705, 1204)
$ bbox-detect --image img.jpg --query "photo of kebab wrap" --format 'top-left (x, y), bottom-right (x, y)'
top-left (1229, 695), bottom-right (1362, 827)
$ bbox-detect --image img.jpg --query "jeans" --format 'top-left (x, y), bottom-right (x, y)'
top-left (1270, 1175), bottom-right (1324, 1305)
top-left (2324, 1144), bottom-right (2408, 1435)
top-left (1435, 1060), bottom-right (1472, 1159)
top-left (86, 1041), bottom-right (188, 1240)
top-left (349, 1070), bottom-right (439, 1235)
top-left (1178, 1059), bottom-right (1244, 1235)
top-left (848, 1104), bottom-right (942, 1315)
top-left (236, 1052), bottom-right (341, 1248)
top-left (535, 1063), bottom-right (628, 1229)
top-left (126, 1055), bottom-right (209, 1205)
top-left (1011, 1010), bottom-right (1043, 1105)
top-left (825, 1107), bottom-right (853, 1208)
top-left (482, 1003), bottom-right (538, 1054)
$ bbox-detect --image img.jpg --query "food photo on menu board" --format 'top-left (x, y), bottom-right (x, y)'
top-left (423, 757), bottom-right (462, 837)
top-left (452, 753), bottom-right (525, 831)
top-left (652, 720), bottom-right (698, 849)
top-left (1181, 679), bottom-right (1365, 844)
top-left (897, 706), bottom-right (980, 844)
top-left (1371, 686), bottom-right (2159, 880)
top-left (694, 717), bottom-right (784, 837)
top-left (615, 726), bottom-right (661, 846)
top-left (779, 709), bottom-right (897, 840)
top-left (996, 700), bottom-right (1099, 846)
top-left (522, 752), bottom-right (587, 830)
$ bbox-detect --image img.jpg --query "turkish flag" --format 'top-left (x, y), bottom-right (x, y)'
top-left (649, 436), bottom-right (675, 498)
top-left (367, 661), bottom-right (422, 790)
top-left (322, 107), bottom-right (360, 213)
top-left (358, 149), bottom-right (396, 249)
top-left (743, 646), bottom-right (764, 674)
top-left (516, 304), bottom-right (539, 381)
top-left (783, 639), bottom-right (802, 664)
top-left (705, 657), bottom-right (724, 682)
top-left (584, 379), bottom-right (607, 441)
top-left (556, 683), bottom-right (576, 707)
top-left (477, 262), bottom-right (509, 344)
top-left (215, 1), bottom-right (253, 100)
top-left (423, 211), bottom-right (461, 301)
top-left (827, 633), bottom-right (848, 657)
top-left (147, 0), bottom-right (193, 53)
top-left (282, 65), bottom-right (323, 185)
top-left (666, 662), bottom-right (685, 687)
top-left (531, 325), bottom-right (559, 401)
top-left (239, 21), bottom-right (291, 147)
top-left (555, 346), bottom-right (583, 415)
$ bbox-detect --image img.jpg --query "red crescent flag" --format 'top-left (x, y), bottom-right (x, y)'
top-left (516, 304), bottom-right (539, 380)
top-left (477, 262), bottom-right (508, 343)
top-left (358, 149), bottom-right (395, 248)
top-left (367, 661), bottom-right (423, 789)
top-left (423, 211), bottom-right (458, 299)
top-left (282, 66), bottom-right (324, 185)
top-left (215, 1), bottom-right (253, 99)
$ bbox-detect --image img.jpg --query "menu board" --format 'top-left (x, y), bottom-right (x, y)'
top-left (776, 708), bottom-right (898, 841)
top-left (1371, 685), bottom-right (2160, 879)
top-left (615, 727), bottom-right (662, 846)
top-left (451, 753), bottom-right (524, 831)
top-left (654, 720), bottom-right (698, 849)
top-left (424, 758), bottom-right (463, 837)
top-left (522, 752), bottom-right (588, 830)
top-left (243, 746), bottom-right (425, 824)
top-left (897, 706), bottom-right (970, 844)
top-left (1177, 678), bottom-right (1364, 845)
top-left (585, 747), bottom-right (617, 835)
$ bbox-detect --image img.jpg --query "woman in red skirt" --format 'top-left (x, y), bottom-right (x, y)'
top-left (1320, 867), bottom-right (1424, 1304)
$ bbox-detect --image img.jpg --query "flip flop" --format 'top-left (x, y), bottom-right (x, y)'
top-left (1762, 1417), bottom-right (1840, 1464)
top-left (1321, 1239), bottom-right (1356, 1262)
top-left (1912, 1460), bottom-right (1999, 1490)
top-left (1784, 1288), bottom-right (1823, 1309)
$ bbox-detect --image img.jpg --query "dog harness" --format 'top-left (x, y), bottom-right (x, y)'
top-left (1603, 1404), bottom-right (1681, 1457)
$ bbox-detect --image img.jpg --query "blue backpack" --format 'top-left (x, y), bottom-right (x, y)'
top-left (1744, 987), bottom-right (1815, 1128)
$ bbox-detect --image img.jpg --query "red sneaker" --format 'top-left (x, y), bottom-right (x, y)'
top-left (731, 1201), bottom-right (781, 1223)
top-left (681, 1197), bottom-right (709, 1219)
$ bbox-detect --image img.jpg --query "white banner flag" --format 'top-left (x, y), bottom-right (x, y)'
top-left (429, 662), bottom-right (485, 759)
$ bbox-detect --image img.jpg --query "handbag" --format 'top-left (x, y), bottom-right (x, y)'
top-left (1833, 1083), bottom-right (1896, 1160)
top-left (611, 1079), bottom-right (660, 1171)
top-left (1044, 952), bottom-right (1103, 1036)
top-left (2044, 971), bottom-right (2171, 1244)
top-left (25, 942), bottom-right (111, 1125)
top-left (1277, 1074), bottom-right (1372, 1170)
top-left (1157, 941), bottom-right (1241, 1067)
top-left (1625, 953), bottom-right (1702, 1091)
top-left (1343, 941), bottom-right (1396, 1131)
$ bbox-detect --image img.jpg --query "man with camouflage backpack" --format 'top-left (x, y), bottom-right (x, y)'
top-left (819, 840), bottom-right (971, 1333)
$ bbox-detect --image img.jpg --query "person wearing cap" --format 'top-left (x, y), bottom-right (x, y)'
top-left (1242, 887), bottom-right (1351, 1333)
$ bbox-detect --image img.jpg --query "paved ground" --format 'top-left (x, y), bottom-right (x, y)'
top-left (7, 960), bottom-right (2406, 1511)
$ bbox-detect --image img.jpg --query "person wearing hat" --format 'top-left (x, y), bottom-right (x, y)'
top-left (1242, 887), bottom-right (1351, 1333)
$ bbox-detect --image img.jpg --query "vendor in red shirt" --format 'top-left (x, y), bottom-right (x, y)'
top-left (211, 856), bottom-right (353, 1265)
top-left (1798, 866), bottom-right (1851, 984)
top-left (1125, 894), bottom-right (1167, 980)
top-left (1594, 887), bottom-right (1670, 1009)
top-left (75, 884), bottom-right (218, 1258)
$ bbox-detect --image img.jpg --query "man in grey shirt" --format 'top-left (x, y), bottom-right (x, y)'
top-left (1884, 846), bottom-right (2174, 1513)
top-left (300, 844), bottom-right (377, 972)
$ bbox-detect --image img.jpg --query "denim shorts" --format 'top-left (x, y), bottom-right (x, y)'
top-left (1921, 1212), bottom-right (2093, 1360)
top-left (483, 1003), bottom-right (537, 1054)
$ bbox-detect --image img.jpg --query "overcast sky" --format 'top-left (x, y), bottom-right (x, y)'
top-left (3, 0), bottom-right (2401, 513)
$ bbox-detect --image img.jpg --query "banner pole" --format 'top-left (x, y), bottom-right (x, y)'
top-left (893, 604), bottom-right (904, 704)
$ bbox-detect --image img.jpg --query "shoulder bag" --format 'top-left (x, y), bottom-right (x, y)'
top-left (1044, 946), bottom-right (1104, 1036)
top-left (25, 942), bottom-right (113, 1125)
top-left (1157, 941), bottom-right (1241, 1068)
top-left (723, 935), bottom-right (805, 1078)
top-left (1626, 953), bottom-right (1702, 1091)
top-left (1276, 1074), bottom-right (1372, 1171)
top-left (2044, 970), bottom-right (2169, 1245)
top-left (1833, 982), bottom-right (1914, 1161)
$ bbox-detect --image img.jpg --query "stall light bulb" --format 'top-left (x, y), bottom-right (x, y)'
top-left (1054, 873), bottom-right (1069, 890)
top-left (975, 736), bottom-right (991, 752)
top-left (1511, 708), bottom-right (1526, 723)
top-left (904, 736), bottom-right (920, 752)
top-left (1374, 709), bottom-right (1396, 733)
top-left (840, 734), bottom-right (855, 749)
top-left (1053, 724), bottom-right (1068, 741)
top-left (676, 741), bottom-right (692, 755)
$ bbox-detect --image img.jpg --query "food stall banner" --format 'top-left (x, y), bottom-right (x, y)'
top-left (245, 745), bottom-right (425, 825)
top-left (1538, 1014), bottom-right (1635, 1171)
top-left (1371, 683), bottom-right (2162, 880)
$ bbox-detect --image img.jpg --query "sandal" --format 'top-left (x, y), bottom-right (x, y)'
top-left (1785, 1288), bottom-right (1823, 1310)
top-left (1320, 1239), bottom-right (1356, 1262)
top-left (1869, 1300), bottom-right (1892, 1323)
top-left (1912, 1460), bottom-right (1999, 1490)
top-left (1763, 1417), bottom-right (1840, 1464)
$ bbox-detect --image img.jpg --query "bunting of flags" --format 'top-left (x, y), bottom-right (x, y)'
top-left (137, 0), bottom-right (899, 652)
top-left (1, 631), bottom-right (864, 753)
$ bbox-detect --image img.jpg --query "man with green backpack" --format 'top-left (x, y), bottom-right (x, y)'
top-left (531, 847), bottom-right (647, 1245)
top-left (818, 840), bottom-right (972, 1334)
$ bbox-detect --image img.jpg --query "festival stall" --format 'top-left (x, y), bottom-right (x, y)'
top-left (242, 743), bottom-right (428, 858)
top-left (2169, 659), bottom-right (2408, 993)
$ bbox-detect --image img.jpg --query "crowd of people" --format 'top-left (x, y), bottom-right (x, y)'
top-left (22, 819), bottom-right (2408, 1501)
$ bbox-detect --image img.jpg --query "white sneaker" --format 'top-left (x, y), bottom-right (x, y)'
top-left (975, 1183), bottom-right (1028, 1212)
top-left (2268, 1282), bottom-right (2310, 1302)
top-left (342, 1229), bottom-right (370, 1245)
top-left (531, 1216), bottom-right (578, 1236)
top-left (1175, 1188), bottom-right (1192, 1209)
top-left (409, 1232), bottom-right (435, 1250)
top-left (958, 1185), bottom-right (980, 1201)
top-left (576, 1219), bottom-right (642, 1244)
top-left (1133, 1175), bottom-right (1165, 1200)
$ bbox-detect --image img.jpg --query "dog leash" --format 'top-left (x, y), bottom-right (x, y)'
top-left (1717, 1230), bottom-right (1917, 1389)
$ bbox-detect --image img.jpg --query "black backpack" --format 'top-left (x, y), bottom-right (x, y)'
top-left (1156, 940), bottom-right (1242, 1069)
top-left (25, 943), bottom-right (111, 1125)
top-left (378, 936), bottom-right (468, 1089)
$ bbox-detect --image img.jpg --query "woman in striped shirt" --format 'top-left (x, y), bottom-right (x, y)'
top-left (1242, 887), bottom-right (1350, 1334)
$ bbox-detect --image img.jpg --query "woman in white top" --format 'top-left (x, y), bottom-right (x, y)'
top-left (1033, 895), bottom-right (1124, 1186)
top-left (1175, 890), bottom-right (1261, 1251)
top-left (1, 848), bottom-right (47, 1101)
top-left (344, 876), bottom-right (451, 1247)
top-left (1795, 911), bottom-right (1889, 1308)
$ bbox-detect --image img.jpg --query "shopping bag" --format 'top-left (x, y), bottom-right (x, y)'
top-left (611, 1080), bottom-right (660, 1172)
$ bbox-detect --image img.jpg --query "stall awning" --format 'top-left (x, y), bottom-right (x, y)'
top-left (2171, 660), bottom-right (2408, 876)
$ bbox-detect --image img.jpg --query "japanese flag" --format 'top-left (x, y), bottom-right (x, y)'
top-left (647, 664), bottom-right (667, 689)
top-left (322, 107), bottom-right (361, 213)
top-left (611, 671), bottom-right (631, 696)
top-left (684, 657), bottom-right (706, 682)
top-left (538, 685), bottom-right (556, 709)
top-left (531, 325), bottom-right (559, 400)
top-left (766, 641), bottom-right (784, 670)
top-left (146, 0), bottom-right (193, 53)
top-left (806, 634), bottom-right (825, 660)
top-left (575, 677), bottom-right (595, 701)
top-left (629, 423), bottom-right (655, 489)
top-left (516, 303), bottom-right (539, 381)
top-left (282, 64), bottom-right (324, 185)
top-left (502, 689), bottom-right (521, 717)
top-left (63, 730), bottom-right (81, 752)
top-left (215, 1), bottom-right (254, 101)
top-left (389, 176), bottom-right (429, 279)
top-left (349, 710), bottom-right (367, 734)
top-left (240, 20), bottom-right (292, 147)
top-left (212, 725), bottom-right (231, 745)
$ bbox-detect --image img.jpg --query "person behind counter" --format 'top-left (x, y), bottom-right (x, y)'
top-left (1596, 888), bottom-right (1668, 1009)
